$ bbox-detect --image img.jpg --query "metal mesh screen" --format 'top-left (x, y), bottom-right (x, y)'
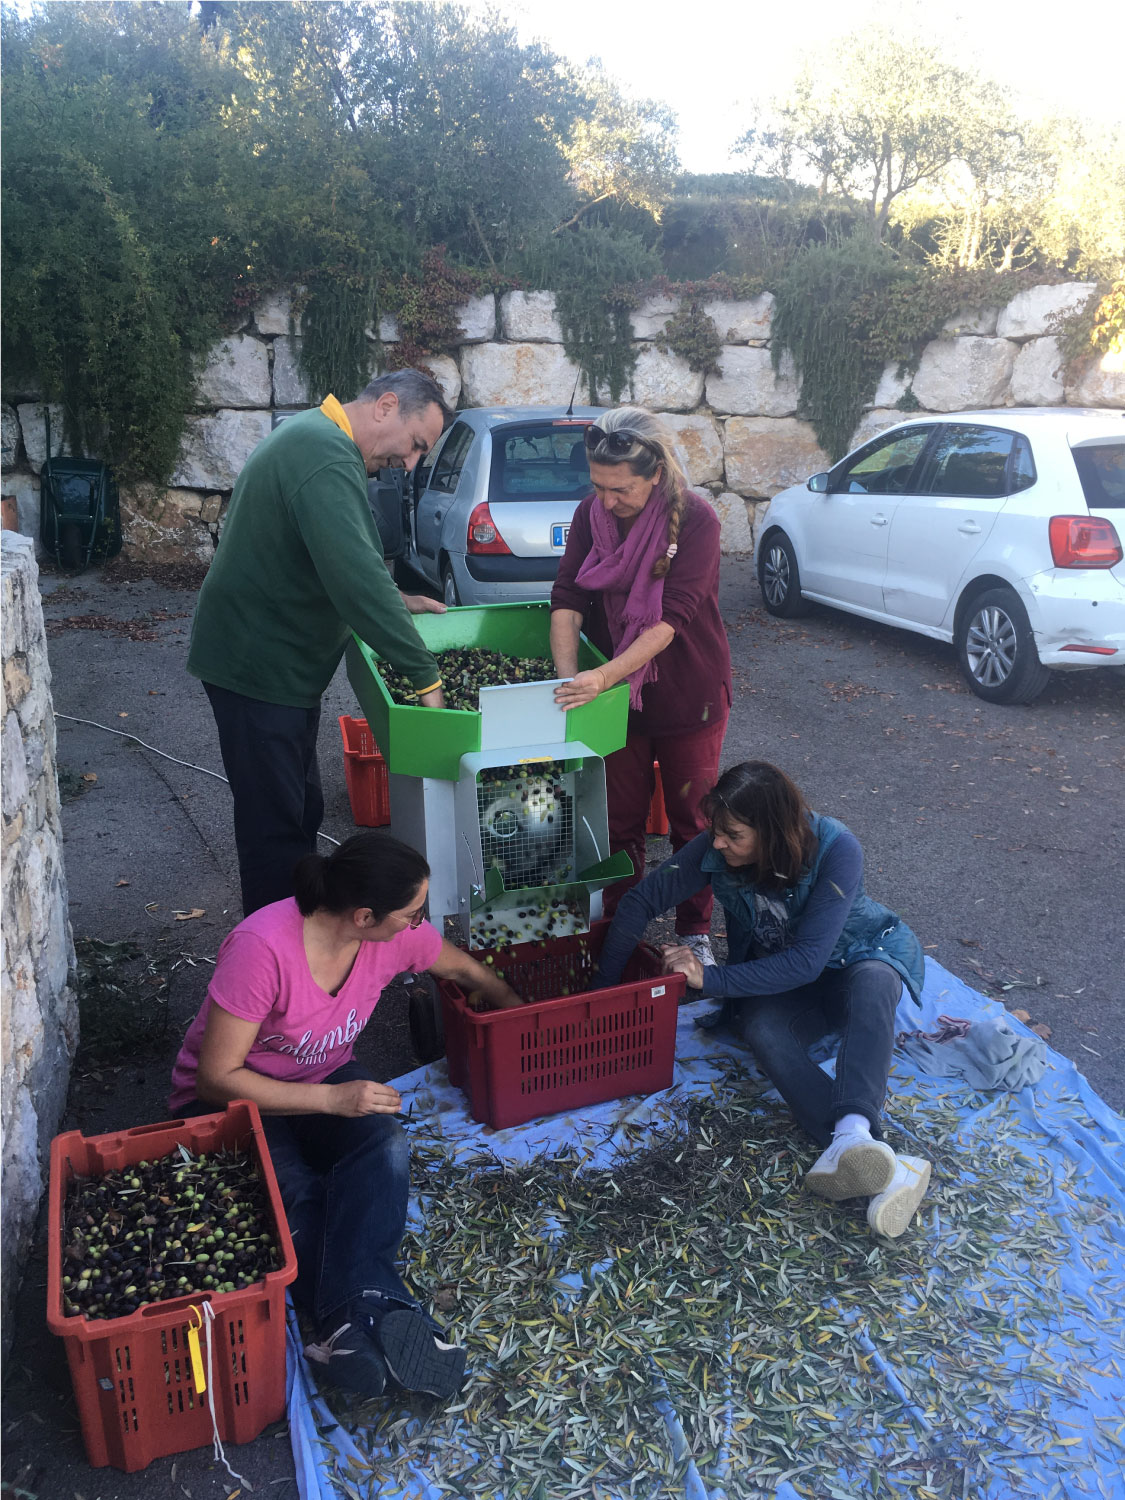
top-left (475, 760), bottom-right (576, 890)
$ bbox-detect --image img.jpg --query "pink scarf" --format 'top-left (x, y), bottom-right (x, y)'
top-left (575, 487), bottom-right (672, 709)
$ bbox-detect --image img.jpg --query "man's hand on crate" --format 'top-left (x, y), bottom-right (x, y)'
top-left (661, 944), bottom-right (704, 989)
top-left (400, 593), bottom-right (447, 616)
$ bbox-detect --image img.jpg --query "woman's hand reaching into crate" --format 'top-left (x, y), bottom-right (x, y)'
top-left (433, 939), bottom-right (525, 1010)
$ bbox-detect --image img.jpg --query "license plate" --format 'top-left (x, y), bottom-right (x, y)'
top-left (551, 523), bottom-right (570, 548)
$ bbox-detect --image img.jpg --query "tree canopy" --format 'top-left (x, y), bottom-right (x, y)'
top-left (737, 24), bottom-right (1125, 277)
top-left (1, 3), bottom-right (1118, 483)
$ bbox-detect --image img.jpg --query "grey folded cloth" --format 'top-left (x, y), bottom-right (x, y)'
top-left (897, 1014), bottom-right (1047, 1092)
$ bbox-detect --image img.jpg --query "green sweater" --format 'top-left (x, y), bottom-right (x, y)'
top-left (187, 407), bottom-right (440, 708)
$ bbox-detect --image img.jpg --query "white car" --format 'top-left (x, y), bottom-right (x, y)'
top-left (754, 409), bottom-right (1125, 703)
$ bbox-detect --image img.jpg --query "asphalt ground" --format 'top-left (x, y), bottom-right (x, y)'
top-left (3, 553), bottom-right (1122, 1498)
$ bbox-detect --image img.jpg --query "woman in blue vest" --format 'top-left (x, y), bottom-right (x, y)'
top-left (594, 760), bottom-right (931, 1238)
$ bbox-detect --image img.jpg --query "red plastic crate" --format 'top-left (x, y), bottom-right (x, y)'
top-left (339, 714), bottom-right (391, 827)
top-left (47, 1102), bottom-right (297, 1472)
top-left (646, 761), bottom-right (669, 836)
top-left (437, 922), bottom-right (685, 1129)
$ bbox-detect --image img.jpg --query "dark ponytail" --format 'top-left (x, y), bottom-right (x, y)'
top-left (293, 832), bottom-right (430, 919)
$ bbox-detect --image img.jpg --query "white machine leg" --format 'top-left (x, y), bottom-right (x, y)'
top-left (388, 774), bottom-right (460, 924)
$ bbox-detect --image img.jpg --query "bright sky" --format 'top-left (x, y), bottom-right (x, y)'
top-left (511, 0), bottom-right (1125, 173)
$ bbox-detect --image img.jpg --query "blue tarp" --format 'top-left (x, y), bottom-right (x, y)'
top-left (285, 960), bottom-right (1125, 1499)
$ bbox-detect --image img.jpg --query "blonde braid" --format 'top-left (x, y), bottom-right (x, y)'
top-left (652, 485), bottom-right (685, 578)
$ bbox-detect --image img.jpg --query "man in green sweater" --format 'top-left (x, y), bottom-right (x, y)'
top-left (188, 368), bottom-right (450, 915)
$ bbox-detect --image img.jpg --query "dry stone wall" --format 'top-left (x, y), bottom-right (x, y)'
top-left (2, 281), bottom-right (1122, 562)
top-left (1, 532), bottom-right (78, 1351)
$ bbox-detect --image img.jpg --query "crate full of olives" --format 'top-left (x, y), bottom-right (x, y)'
top-left (46, 1101), bottom-right (297, 1472)
top-left (436, 921), bottom-right (685, 1130)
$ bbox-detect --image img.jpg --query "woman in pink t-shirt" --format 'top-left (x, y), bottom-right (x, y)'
top-left (170, 831), bottom-right (521, 1402)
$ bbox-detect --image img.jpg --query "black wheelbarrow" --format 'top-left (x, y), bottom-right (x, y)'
top-left (38, 415), bottom-right (122, 572)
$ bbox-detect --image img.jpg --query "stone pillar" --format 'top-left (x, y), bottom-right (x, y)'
top-left (1, 532), bottom-right (78, 1353)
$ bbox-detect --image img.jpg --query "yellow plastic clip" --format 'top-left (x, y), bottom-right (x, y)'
top-left (186, 1304), bottom-right (207, 1395)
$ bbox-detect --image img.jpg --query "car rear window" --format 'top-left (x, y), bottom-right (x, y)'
top-left (1071, 441), bottom-right (1125, 509)
top-left (488, 424), bottom-right (592, 503)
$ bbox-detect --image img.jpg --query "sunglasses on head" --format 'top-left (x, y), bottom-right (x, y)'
top-left (584, 424), bottom-right (651, 457)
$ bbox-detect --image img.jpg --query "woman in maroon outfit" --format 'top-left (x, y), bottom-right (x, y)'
top-left (550, 406), bottom-right (732, 963)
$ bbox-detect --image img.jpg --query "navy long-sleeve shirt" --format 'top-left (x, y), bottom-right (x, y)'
top-left (595, 831), bottom-right (864, 999)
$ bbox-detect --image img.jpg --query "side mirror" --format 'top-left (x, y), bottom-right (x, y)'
top-left (367, 470), bottom-right (409, 560)
top-left (806, 472), bottom-right (829, 494)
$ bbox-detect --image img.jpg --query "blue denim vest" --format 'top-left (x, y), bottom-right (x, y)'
top-left (703, 812), bottom-right (924, 1003)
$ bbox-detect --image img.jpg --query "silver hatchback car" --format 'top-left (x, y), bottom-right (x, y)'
top-left (401, 406), bottom-right (605, 605)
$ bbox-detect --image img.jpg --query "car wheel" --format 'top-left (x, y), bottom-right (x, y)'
top-left (956, 587), bottom-right (1051, 705)
top-left (441, 562), bottom-right (460, 607)
top-left (757, 531), bottom-right (809, 617)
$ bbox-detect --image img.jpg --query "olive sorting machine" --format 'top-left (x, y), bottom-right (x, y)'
top-left (346, 602), bottom-right (632, 1058)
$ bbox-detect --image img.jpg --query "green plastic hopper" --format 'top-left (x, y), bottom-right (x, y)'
top-left (345, 602), bottom-right (629, 781)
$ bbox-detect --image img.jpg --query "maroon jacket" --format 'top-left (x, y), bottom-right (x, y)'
top-left (550, 491), bottom-right (732, 738)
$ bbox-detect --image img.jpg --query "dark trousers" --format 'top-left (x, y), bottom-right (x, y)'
top-left (602, 711), bottom-right (729, 936)
top-left (730, 960), bottom-right (902, 1147)
top-left (185, 1061), bottom-right (417, 1327)
top-left (204, 681), bottom-right (324, 916)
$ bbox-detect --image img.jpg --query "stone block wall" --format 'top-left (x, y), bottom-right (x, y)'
top-left (2, 281), bottom-right (1122, 561)
top-left (1, 532), bottom-right (78, 1351)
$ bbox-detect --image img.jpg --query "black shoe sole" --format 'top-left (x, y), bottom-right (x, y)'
top-left (377, 1309), bottom-right (467, 1398)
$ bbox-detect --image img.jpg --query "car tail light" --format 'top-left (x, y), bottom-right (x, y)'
top-left (466, 502), bottom-right (512, 555)
top-left (1048, 515), bottom-right (1123, 568)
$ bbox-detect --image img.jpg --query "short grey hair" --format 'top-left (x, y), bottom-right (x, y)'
top-left (360, 368), bottom-right (453, 424)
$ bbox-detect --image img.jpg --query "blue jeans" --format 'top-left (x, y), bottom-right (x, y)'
top-left (183, 1059), bottom-right (418, 1326)
top-left (728, 960), bottom-right (901, 1147)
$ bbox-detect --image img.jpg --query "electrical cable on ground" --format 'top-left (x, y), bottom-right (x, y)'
top-left (54, 711), bottom-right (341, 845)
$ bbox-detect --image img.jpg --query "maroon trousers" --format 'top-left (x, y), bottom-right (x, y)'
top-left (602, 712), bottom-right (729, 935)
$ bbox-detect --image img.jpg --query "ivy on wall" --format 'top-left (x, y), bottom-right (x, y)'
top-left (298, 268), bottom-right (378, 405)
top-left (655, 302), bottom-right (723, 376)
top-left (770, 240), bottom-right (912, 462)
top-left (772, 246), bottom-right (1067, 460)
top-left (378, 247), bottom-right (502, 374)
top-left (521, 227), bottom-right (662, 403)
top-left (1050, 279), bottom-right (1124, 374)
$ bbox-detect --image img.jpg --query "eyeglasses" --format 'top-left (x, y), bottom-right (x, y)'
top-left (584, 424), bottom-right (653, 458)
top-left (398, 903), bottom-right (427, 928)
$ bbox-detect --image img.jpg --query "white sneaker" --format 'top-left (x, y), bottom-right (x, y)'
top-left (679, 933), bottom-right (715, 967)
top-left (867, 1155), bottom-right (931, 1239)
top-left (805, 1132), bottom-right (897, 1200)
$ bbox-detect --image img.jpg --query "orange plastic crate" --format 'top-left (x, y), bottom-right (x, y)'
top-left (437, 922), bottom-right (684, 1129)
top-left (47, 1102), bottom-right (297, 1472)
top-left (645, 761), bottom-right (669, 836)
top-left (339, 714), bottom-right (391, 827)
